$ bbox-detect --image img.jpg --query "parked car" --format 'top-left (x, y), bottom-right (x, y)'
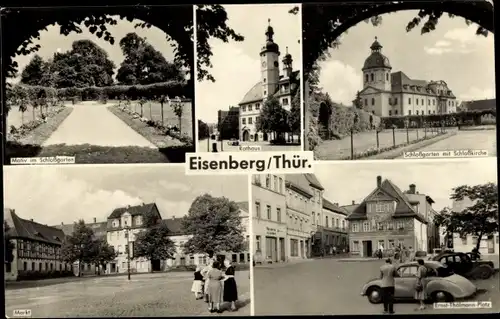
top-left (428, 248), bottom-right (454, 260)
top-left (227, 138), bottom-right (239, 146)
top-left (430, 252), bottom-right (494, 280)
top-left (361, 261), bottom-right (477, 304)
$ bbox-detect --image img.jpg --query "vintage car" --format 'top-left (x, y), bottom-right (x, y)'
top-left (430, 252), bottom-right (495, 279)
top-left (361, 261), bottom-right (477, 304)
top-left (227, 138), bottom-right (240, 146)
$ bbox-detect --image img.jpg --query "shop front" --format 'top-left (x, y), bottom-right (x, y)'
top-left (253, 219), bottom-right (287, 264)
top-left (287, 228), bottom-right (310, 261)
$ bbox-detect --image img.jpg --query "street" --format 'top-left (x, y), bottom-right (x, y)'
top-left (5, 271), bottom-right (250, 317)
top-left (42, 103), bottom-right (157, 148)
top-left (253, 259), bottom-right (499, 315)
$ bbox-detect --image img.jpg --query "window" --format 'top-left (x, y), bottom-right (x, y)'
top-left (249, 117), bottom-right (253, 124)
top-left (274, 176), bottom-right (278, 192)
top-left (180, 257), bottom-right (186, 266)
top-left (39, 263), bottom-right (42, 271)
top-left (364, 99), bottom-right (368, 106)
top-left (241, 106), bottom-right (246, 112)
top-left (396, 221), bottom-right (404, 230)
top-left (264, 91), bottom-right (267, 96)
top-left (371, 98), bottom-right (375, 106)
top-left (279, 178), bottom-right (283, 193)
top-left (336, 218), bottom-right (339, 227)
top-left (416, 110), bottom-right (419, 115)
top-left (386, 73), bottom-right (389, 81)
top-left (395, 110), bottom-right (398, 115)
top-left (408, 98), bottom-right (411, 105)
top-left (365, 74), bottom-right (369, 82)
top-left (32, 262), bottom-right (35, 270)
top-left (362, 222), bottom-right (369, 232)
top-left (416, 99), bottom-right (419, 106)
top-left (352, 223), bottom-right (359, 232)
top-left (267, 205), bottom-right (272, 220)
top-left (277, 208), bottom-right (281, 222)
top-left (461, 236), bottom-right (467, 245)
top-left (256, 103), bottom-right (260, 110)
top-left (248, 105), bottom-right (253, 111)
top-left (378, 223), bottom-right (384, 230)
top-left (389, 110), bottom-right (392, 116)
top-left (136, 216), bottom-right (142, 225)
top-left (428, 99), bottom-right (430, 105)
top-left (312, 212), bottom-right (315, 225)
top-left (291, 239), bottom-right (299, 256)
top-left (325, 216), bottom-right (329, 228)
top-left (256, 236), bottom-right (261, 251)
top-left (253, 175), bottom-right (260, 185)
top-left (433, 99), bottom-right (436, 105)
top-left (282, 98), bottom-right (289, 105)
top-left (266, 175), bottom-right (271, 188)
top-left (353, 241), bottom-right (360, 251)
top-left (375, 202), bottom-right (386, 213)
top-left (394, 98), bottom-right (398, 105)
top-left (378, 240), bottom-right (385, 249)
top-left (370, 73), bottom-right (374, 81)
top-left (242, 118), bottom-right (246, 125)
top-left (387, 222), bottom-right (394, 230)
top-left (342, 220), bottom-right (345, 229)
top-left (398, 266), bottom-right (418, 277)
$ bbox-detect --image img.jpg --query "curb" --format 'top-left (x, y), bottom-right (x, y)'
top-left (364, 131), bottom-right (457, 160)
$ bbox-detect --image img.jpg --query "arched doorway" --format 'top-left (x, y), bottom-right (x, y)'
top-left (242, 130), bottom-right (250, 142)
top-left (263, 132), bottom-right (268, 141)
top-left (254, 133), bottom-right (259, 142)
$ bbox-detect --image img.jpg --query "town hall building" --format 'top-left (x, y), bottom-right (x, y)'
top-left (238, 19), bottom-right (300, 142)
top-left (359, 37), bottom-right (458, 117)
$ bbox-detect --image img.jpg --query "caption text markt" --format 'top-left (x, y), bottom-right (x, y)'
top-left (186, 152), bottom-right (314, 175)
top-left (403, 149), bottom-right (488, 159)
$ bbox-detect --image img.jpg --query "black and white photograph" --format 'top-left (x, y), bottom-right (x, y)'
top-left (253, 159), bottom-right (499, 315)
top-left (302, 1), bottom-right (495, 160)
top-left (2, 6), bottom-right (195, 164)
top-left (4, 165), bottom-right (251, 317)
top-left (196, 4), bottom-right (302, 153)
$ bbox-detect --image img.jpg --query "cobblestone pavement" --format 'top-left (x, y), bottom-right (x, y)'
top-left (5, 271), bottom-right (250, 317)
top-left (42, 103), bottom-right (157, 148)
top-left (254, 259), bottom-right (499, 315)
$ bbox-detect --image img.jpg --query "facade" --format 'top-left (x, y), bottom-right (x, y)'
top-left (217, 106), bottom-right (240, 140)
top-left (359, 37), bottom-right (458, 117)
top-left (316, 199), bottom-right (349, 256)
top-left (346, 176), bottom-right (433, 257)
top-left (4, 208), bottom-right (72, 281)
top-left (238, 20), bottom-right (300, 142)
top-left (252, 174), bottom-right (288, 263)
top-left (285, 174), bottom-right (314, 260)
top-left (451, 197), bottom-right (499, 255)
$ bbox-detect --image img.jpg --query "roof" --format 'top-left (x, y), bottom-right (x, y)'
top-left (363, 52), bottom-right (391, 70)
top-left (391, 71), bottom-right (456, 98)
top-left (286, 174), bottom-right (314, 198)
top-left (239, 82), bottom-right (262, 105)
top-left (239, 71), bottom-right (301, 105)
top-left (322, 198), bottom-right (348, 216)
top-left (53, 221), bottom-right (108, 240)
top-left (108, 203), bottom-right (158, 219)
top-left (163, 218), bottom-right (184, 236)
top-left (342, 204), bottom-right (360, 215)
top-left (460, 99), bottom-right (496, 111)
top-left (5, 209), bottom-right (66, 245)
top-left (305, 174), bottom-right (324, 190)
top-left (236, 201), bottom-right (249, 213)
top-left (346, 179), bottom-right (427, 223)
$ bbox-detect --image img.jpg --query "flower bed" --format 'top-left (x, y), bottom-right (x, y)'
top-left (110, 105), bottom-right (194, 147)
top-left (339, 132), bottom-right (448, 160)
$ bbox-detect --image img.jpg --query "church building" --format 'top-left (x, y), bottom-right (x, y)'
top-left (238, 20), bottom-right (300, 142)
top-left (359, 37), bottom-right (458, 117)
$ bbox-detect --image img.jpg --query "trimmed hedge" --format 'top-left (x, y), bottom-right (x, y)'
top-left (10, 81), bottom-right (191, 104)
top-left (17, 270), bottom-right (75, 281)
top-left (381, 110), bottom-right (496, 129)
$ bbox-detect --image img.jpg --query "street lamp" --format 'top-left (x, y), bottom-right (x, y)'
top-left (125, 227), bottom-right (131, 280)
top-left (75, 243), bottom-right (85, 277)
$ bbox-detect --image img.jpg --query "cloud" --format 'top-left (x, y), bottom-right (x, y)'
top-left (4, 167), bottom-right (143, 225)
top-left (424, 26), bottom-right (491, 56)
top-left (155, 198), bottom-right (193, 219)
top-left (196, 41), bottom-right (261, 123)
top-left (157, 180), bottom-right (193, 193)
top-left (318, 60), bottom-right (362, 105)
top-left (459, 87), bottom-right (496, 101)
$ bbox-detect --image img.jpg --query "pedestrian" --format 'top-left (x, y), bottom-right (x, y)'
top-left (207, 261), bottom-right (224, 313)
top-left (191, 265), bottom-right (204, 300)
top-left (332, 246), bottom-right (336, 256)
top-left (222, 259), bottom-right (238, 311)
top-left (415, 259), bottom-right (427, 310)
top-left (379, 258), bottom-right (397, 314)
top-left (408, 246), bottom-right (415, 262)
top-left (201, 260), bottom-right (213, 303)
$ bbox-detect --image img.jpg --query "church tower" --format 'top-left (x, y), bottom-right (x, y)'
top-left (282, 46), bottom-right (293, 78)
top-left (362, 37), bottom-right (392, 91)
top-left (260, 19), bottom-right (280, 99)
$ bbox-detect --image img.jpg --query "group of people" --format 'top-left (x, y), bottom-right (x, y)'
top-left (191, 258), bottom-right (239, 313)
top-left (376, 244), bottom-right (415, 263)
top-left (379, 258), bottom-right (428, 314)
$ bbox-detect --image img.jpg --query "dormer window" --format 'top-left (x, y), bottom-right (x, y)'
top-left (53, 236), bottom-right (60, 241)
top-left (112, 219), bottom-right (119, 228)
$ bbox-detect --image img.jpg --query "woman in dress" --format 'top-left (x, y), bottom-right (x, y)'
top-left (207, 261), bottom-right (224, 313)
top-left (222, 259), bottom-right (238, 311)
top-left (415, 259), bottom-right (427, 310)
top-left (201, 260), bottom-right (213, 303)
top-left (191, 265), bottom-right (204, 300)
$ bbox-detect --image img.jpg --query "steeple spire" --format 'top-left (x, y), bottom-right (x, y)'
top-left (265, 18), bottom-right (274, 42)
top-left (370, 36), bottom-right (382, 52)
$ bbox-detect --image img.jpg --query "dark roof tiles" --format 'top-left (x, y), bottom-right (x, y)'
top-left (5, 209), bottom-right (66, 245)
top-left (108, 203), bottom-right (157, 219)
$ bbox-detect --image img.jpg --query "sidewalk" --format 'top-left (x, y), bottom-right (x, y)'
top-left (254, 258), bottom-right (314, 269)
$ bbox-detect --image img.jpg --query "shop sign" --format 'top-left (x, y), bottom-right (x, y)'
top-left (266, 227), bottom-right (277, 236)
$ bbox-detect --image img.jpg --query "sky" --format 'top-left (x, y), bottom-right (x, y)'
top-left (315, 158), bottom-right (497, 213)
top-left (319, 10), bottom-right (496, 106)
top-left (10, 15), bottom-right (184, 83)
top-left (196, 4), bottom-right (301, 124)
top-left (3, 165), bottom-right (248, 226)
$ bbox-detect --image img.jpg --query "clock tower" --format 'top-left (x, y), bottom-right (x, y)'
top-left (260, 19), bottom-right (280, 99)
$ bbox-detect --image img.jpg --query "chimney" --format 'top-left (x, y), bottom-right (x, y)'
top-left (93, 217), bottom-right (97, 223)
top-left (334, 203), bottom-right (339, 207)
top-left (377, 176), bottom-right (382, 187)
top-left (409, 184), bottom-right (416, 194)
top-left (30, 219), bottom-right (33, 222)
top-left (352, 200), bottom-right (355, 205)
top-left (172, 215), bottom-right (176, 220)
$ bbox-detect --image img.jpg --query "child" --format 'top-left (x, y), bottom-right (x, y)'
top-left (191, 266), bottom-right (204, 300)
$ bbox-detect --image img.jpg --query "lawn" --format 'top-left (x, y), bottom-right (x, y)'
top-left (315, 128), bottom-right (443, 160)
top-left (126, 100), bottom-right (193, 138)
top-left (7, 104), bottom-right (69, 129)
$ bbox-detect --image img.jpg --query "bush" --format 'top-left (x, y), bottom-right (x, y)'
top-left (381, 110), bottom-right (496, 129)
top-left (16, 269), bottom-right (75, 281)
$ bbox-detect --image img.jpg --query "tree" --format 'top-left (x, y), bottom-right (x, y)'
top-left (60, 220), bottom-right (95, 277)
top-left (198, 119), bottom-right (210, 140)
top-left (89, 238), bottom-right (116, 275)
top-left (171, 99), bottom-right (184, 133)
top-left (20, 55), bottom-right (46, 86)
top-left (138, 97), bottom-right (148, 118)
top-left (133, 221), bottom-right (176, 271)
top-left (157, 94), bottom-right (169, 124)
top-left (256, 96), bottom-right (290, 141)
top-left (117, 32), bottom-right (184, 85)
top-left (4, 221), bottom-right (15, 266)
top-left (353, 91), bottom-right (363, 110)
top-left (434, 183), bottom-right (498, 251)
top-left (289, 88), bottom-right (302, 142)
top-left (182, 194), bottom-right (245, 255)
